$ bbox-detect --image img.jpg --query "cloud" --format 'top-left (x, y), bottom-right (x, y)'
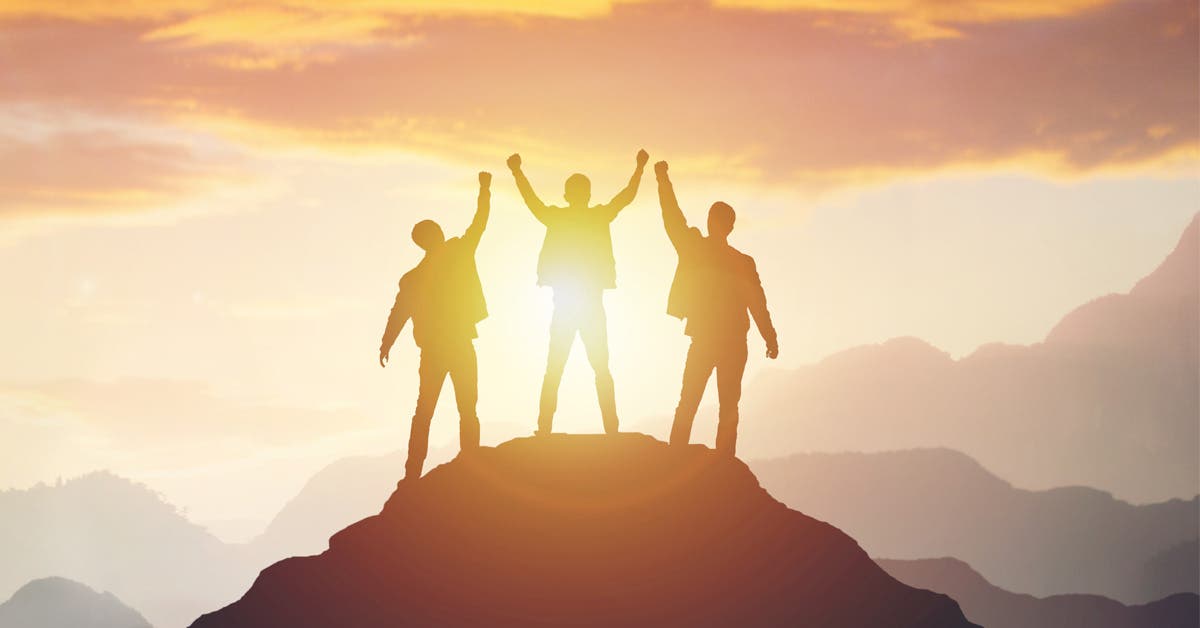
top-left (717, 0), bottom-right (1115, 39)
top-left (0, 131), bottom-right (211, 214)
top-left (0, 0), bottom-right (629, 22)
top-left (0, 0), bottom-right (1194, 191)
top-left (0, 108), bottom-right (248, 217)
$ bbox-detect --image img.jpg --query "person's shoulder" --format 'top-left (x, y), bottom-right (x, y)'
top-left (444, 236), bottom-right (477, 258)
top-left (399, 266), bottom-right (419, 287)
top-left (730, 246), bottom-right (757, 268)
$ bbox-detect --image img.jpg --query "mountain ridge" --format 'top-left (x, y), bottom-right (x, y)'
top-left (752, 449), bottom-right (1199, 603)
top-left (0, 576), bottom-right (153, 628)
top-left (879, 557), bottom-right (1200, 628)
top-left (729, 213), bottom-right (1199, 504)
top-left (192, 434), bottom-right (978, 628)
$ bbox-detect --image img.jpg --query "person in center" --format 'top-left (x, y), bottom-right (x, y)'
top-left (507, 149), bottom-right (648, 436)
top-left (654, 160), bottom-right (778, 456)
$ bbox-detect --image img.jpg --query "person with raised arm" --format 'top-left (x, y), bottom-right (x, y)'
top-left (654, 160), bottom-right (778, 456)
top-left (379, 171), bottom-right (491, 481)
top-left (507, 150), bottom-right (649, 436)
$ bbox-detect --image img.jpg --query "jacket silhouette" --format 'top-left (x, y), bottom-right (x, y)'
top-left (507, 150), bottom-right (648, 435)
top-left (380, 172), bottom-right (491, 480)
top-left (655, 161), bottom-right (777, 456)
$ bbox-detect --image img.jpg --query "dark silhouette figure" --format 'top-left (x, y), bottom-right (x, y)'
top-left (507, 150), bottom-right (648, 436)
top-left (655, 161), bottom-right (778, 456)
top-left (379, 172), bottom-right (491, 481)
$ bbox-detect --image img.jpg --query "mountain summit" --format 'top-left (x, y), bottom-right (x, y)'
top-left (192, 434), bottom-right (975, 627)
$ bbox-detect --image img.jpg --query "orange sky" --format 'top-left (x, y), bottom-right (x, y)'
top-left (0, 0), bottom-right (1196, 538)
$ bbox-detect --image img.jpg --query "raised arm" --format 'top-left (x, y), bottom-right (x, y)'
top-left (603, 149), bottom-right (649, 219)
top-left (507, 153), bottom-right (551, 224)
top-left (746, 259), bottom-right (779, 359)
top-left (461, 171), bottom-right (491, 249)
top-left (655, 161), bottom-right (690, 249)
top-left (379, 283), bottom-right (411, 368)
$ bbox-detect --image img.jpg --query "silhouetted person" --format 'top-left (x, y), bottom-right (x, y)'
top-left (655, 161), bottom-right (778, 456)
top-left (507, 150), bottom-right (648, 435)
top-left (379, 172), bottom-right (491, 481)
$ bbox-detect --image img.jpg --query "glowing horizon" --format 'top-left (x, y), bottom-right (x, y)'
top-left (0, 0), bottom-right (1196, 536)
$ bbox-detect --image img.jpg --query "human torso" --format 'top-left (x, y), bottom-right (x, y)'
top-left (674, 234), bottom-right (754, 341)
top-left (537, 205), bottom-right (616, 291)
top-left (404, 238), bottom-right (485, 349)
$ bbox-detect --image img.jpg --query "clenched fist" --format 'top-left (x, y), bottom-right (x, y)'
top-left (506, 153), bottom-right (521, 171)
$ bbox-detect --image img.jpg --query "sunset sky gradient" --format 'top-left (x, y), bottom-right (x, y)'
top-left (1, 0), bottom-right (1196, 538)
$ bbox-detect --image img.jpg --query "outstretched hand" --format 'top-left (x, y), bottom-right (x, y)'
top-left (766, 344), bottom-right (779, 360)
top-left (479, 171), bottom-right (492, 187)
top-left (654, 160), bottom-right (669, 178)
top-left (506, 153), bottom-right (521, 171)
top-left (379, 349), bottom-right (389, 368)
top-left (636, 149), bottom-right (649, 168)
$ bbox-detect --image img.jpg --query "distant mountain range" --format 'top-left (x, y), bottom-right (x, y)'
top-left (0, 577), bottom-right (152, 628)
top-left (879, 558), bottom-right (1199, 628)
top-left (751, 448), bottom-right (1198, 603)
top-left (0, 473), bottom-right (257, 628)
top-left (733, 213), bottom-right (1198, 504)
top-left (4, 448), bottom-right (1194, 626)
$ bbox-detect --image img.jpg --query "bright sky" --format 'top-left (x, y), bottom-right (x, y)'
top-left (0, 0), bottom-right (1196, 539)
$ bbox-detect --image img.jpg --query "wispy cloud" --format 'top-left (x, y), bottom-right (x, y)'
top-left (0, 107), bottom-right (249, 217)
top-left (0, 0), bottom-right (1194, 215)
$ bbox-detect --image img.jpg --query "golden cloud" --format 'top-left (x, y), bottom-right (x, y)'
top-left (718, 0), bottom-right (1114, 38)
top-left (0, 0), bottom-right (1194, 201)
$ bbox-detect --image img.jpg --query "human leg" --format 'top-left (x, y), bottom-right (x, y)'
top-left (670, 339), bottom-right (716, 446)
top-left (714, 339), bottom-right (748, 456)
top-left (448, 341), bottom-right (480, 453)
top-left (538, 296), bottom-right (576, 435)
top-left (578, 291), bottom-right (618, 434)
top-left (406, 350), bottom-right (449, 480)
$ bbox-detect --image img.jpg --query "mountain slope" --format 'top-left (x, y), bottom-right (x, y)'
top-left (193, 434), bottom-right (977, 628)
top-left (751, 449), bottom-right (1198, 603)
top-left (733, 213), bottom-right (1198, 504)
top-left (879, 558), bottom-right (1200, 628)
top-left (251, 451), bottom-right (406, 560)
top-left (0, 472), bottom-right (257, 628)
top-left (0, 577), bottom-right (152, 628)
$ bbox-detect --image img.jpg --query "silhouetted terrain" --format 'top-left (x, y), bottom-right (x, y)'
top-left (879, 558), bottom-right (1200, 628)
top-left (1145, 540), bottom-right (1200, 602)
top-left (0, 473), bottom-right (255, 628)
top-left (249, 423), bottom-right (528, 559)
top-left (752, 448), bottom-right (1199, 603)
top-left (251, 452), bottom-right (406, 560)
top-left (192, 434), bottom-right (977, 627)
top-left (733, 214), bottom-right (1198, 504)
top-left (0, 577), bottom-right (152, 628)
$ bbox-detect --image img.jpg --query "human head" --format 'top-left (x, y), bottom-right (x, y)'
top-left (707, 202), bottom-right (736, 238)
top-left (411, 219), bottom-right (445, 251)
top-left (564, 173), bottom-right (591, 206)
